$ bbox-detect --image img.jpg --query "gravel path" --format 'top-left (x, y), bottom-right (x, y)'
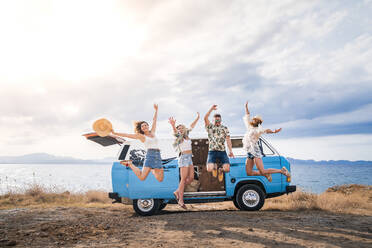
top-left (1, 204), bottom-right (371, 247)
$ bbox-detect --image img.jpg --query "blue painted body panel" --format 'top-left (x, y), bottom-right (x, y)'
top-left (111, 155), bottom-right (292, 201)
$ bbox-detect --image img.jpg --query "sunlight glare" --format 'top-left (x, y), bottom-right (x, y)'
top-left (0, 0), bottom-right (146, 82)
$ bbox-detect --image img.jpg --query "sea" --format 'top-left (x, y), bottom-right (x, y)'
top-left (0, 163), bottom-right (371, 195)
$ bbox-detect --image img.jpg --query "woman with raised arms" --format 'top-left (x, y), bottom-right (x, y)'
top-left (111, 104), bottom-right (164, 182)
top-left (168, 112), bottom-right (200, 209)
top-left (243, 101), bottom-right (290, 182)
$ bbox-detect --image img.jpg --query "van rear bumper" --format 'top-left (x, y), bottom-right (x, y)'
top-left (108, 192), bottom-right (133, 205)
top-left (108, 192), bottom-right (121, 203)
top-left (286, 185), bottom-right (296, 194)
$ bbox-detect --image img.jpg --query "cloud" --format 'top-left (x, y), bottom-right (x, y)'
top-left (270, 134), bottom-right (372, 161)
top-left (0, 0), bottom-right (372, 160)
top-left (274, 104), bottom-right (372, 137)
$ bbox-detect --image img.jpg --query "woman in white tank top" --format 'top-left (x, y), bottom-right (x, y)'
top-left (111, 104), bottom-right (164, 182)
top-left (168, 112), bottom-right (200, 209)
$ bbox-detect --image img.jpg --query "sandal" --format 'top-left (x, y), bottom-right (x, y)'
top-left (281, 167), bottom-right (290, 177)
top-left (179, 203), bottom-right (187, 210)
top-left (120, 160), bottom-right (132, 167)
top-left (212, 168), bottom-right (218, 178)
top-left (218, 168), bottom-right (224, 182)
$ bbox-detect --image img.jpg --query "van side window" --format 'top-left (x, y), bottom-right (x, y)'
top-left (125, 140), bottom-right (146, 166)
top-left (260, 139), bottom-right (275, 156)
top-left (129, 149), bottom-right (146, 166)
top-left (231, 139), bottom-right (243, 148)
top-left (231, 138), bottom-right (246, 156)
top-left (123, 139), bottom-right (178, 166)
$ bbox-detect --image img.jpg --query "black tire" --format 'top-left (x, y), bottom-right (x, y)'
top-left (158, 201), bottom-right (167, 211)
top-left (235, 184), bottom-right (265, 211)
top-left (133, 199), bottom-right (161, 216)
top-left (232, 197), bottom-right (241, 210)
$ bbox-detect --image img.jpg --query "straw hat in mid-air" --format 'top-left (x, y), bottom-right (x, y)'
top-left (92, 118), bottom-right (112, 137)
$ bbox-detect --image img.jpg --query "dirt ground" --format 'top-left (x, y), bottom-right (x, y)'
top-left (1, 202), bottom-right (371, 248)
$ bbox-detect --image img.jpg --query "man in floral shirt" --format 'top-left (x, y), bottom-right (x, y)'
top-left (204, 104), bottom-right (234, 181)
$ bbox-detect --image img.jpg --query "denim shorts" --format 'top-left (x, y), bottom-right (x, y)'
top-left (207, 151), bottom-right (230, 165)
top-left (178, 153), bottom-right (193, 167)
top-left (144, 149), bottom-right (163, 169)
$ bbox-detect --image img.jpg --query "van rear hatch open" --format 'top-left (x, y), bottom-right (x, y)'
top-left (82, 133), bottom-right (125, 146)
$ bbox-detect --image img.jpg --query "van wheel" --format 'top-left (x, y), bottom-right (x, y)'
top-left (233, 197), bottom-right (241, 210)
top-left (159, 201), bottom-right (167, 211)
top-left (235, 184), bottom-right (265, 211)
top-left (133, 199), bottom-right (161, 216)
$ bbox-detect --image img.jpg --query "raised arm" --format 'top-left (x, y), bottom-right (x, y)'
top-left (245, 101), bottom-right (250, 115)
top-left (204, 105), bottom-right (217, 126)
top-left (168, 117), bottom-right (177, 134)
top-left (243, 101), bottom-right (251, 129)
top-left (150, 103), bottom-right (158, 134)
top-left (111, 129), bottom-right (142, 140)
top-left (190, 112), bottom-right (200, 129)
top-left (265, 128), bottom-right (282, 134)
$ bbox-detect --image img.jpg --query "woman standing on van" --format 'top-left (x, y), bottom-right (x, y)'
top-left (169, 112), bottom-right (200, 209)
top-left (243, 102), bottom-right (290, 182)
top-left (111, 104), bottom-right (164, 182)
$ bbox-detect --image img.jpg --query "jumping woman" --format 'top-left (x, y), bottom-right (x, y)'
top-left (111, 104), bottom-right (164, 182)
top-left (169, 112), bottom-right (200, 209)
top-left (243, 101), bottom-right (290, 182)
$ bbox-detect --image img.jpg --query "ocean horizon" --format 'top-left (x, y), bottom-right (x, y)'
top-left (1, 162), bottom-right (371, 195)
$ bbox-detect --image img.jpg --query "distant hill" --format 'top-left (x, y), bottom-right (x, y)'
top-left (0, 153), bottom-right (115, 164)
top-left (286, 157), bottom-right (372, 166)
top-left (0, 153), bottom-right (371, 165)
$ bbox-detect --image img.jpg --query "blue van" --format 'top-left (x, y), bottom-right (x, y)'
top-left (84, 134), bottom-right (296, 216)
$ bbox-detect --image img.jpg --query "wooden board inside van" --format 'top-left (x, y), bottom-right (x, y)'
top-left (191, 139), bottom-right (225, 192)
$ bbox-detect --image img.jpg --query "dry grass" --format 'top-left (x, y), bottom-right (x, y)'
top-left (1, 184), bottom-right (371, 215)
top-left (0, 184), bottom-right (112, 209)
top-left (263, 184), bottom-right (372, 215)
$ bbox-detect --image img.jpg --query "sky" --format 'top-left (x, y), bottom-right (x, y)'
top-left (0, 0), bottom-right (372, 161)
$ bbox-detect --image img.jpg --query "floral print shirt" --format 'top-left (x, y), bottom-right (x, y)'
top-left (205, 124), bottom-right (230, 151)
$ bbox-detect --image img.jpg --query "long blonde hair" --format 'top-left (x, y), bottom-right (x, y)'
top-left (176, 124), bottom-right (189, 139)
